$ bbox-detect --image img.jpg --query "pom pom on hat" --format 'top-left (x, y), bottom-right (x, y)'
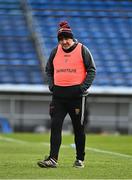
top-left (58, 21), bottom-right (71, 31)
top-left (57, 21), bottom-right (74, 41)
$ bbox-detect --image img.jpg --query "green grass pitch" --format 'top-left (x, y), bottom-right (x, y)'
top-left (0, 133), bottom-right (132, 179)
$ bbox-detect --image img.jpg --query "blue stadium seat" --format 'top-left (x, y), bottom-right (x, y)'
top-left (0, 1), bottom-right (44, 85)
top-left (0, 0), bottom-right (132, 87)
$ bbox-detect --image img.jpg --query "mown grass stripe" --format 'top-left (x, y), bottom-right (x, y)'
top-left (0, 135), bottom-right (132, 159)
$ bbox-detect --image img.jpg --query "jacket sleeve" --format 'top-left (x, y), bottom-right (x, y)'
top-left (45, 47), bottom-right (57, 91)
top-left (80, 45), bottom-right (96, 93)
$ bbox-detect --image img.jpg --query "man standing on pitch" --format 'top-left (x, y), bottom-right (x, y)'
top-left (37, 21), bottom-right (96, 168)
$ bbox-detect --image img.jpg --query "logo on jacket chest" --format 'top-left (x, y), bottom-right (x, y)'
top-left (63, 54), bottom-right (71, 63)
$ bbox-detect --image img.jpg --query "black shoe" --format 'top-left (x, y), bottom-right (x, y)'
top-left (73, 159), bottom-right (84, 168)
top-left (37, 156), bottom-right (57, 168)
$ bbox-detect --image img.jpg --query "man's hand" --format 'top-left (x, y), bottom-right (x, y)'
top-left (49, 85), bottom-right (53, 92)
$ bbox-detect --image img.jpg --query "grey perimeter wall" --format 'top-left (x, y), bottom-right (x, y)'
top-left (0, 92), bottom-right (132, 134)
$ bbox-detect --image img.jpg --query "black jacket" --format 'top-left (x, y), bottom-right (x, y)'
top-left (46, 42), bottom-right (96, 98)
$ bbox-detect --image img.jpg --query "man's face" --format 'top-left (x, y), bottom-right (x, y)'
top-left (59, 37), bottom-right (74, 50)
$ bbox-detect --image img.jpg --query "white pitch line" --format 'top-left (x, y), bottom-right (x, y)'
top-left (0, 136), bottom-right (132, 159)
top-left (0, 136), bottom-right (28, 144)
top-left (86, 147), bottom-right (132, 159)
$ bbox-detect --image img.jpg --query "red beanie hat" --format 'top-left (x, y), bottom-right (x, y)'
top-left (57, 21), bottom-right (74, 41)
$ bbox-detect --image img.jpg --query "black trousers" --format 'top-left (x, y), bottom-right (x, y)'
top-left (49, 96), bottom-right (88, 161)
